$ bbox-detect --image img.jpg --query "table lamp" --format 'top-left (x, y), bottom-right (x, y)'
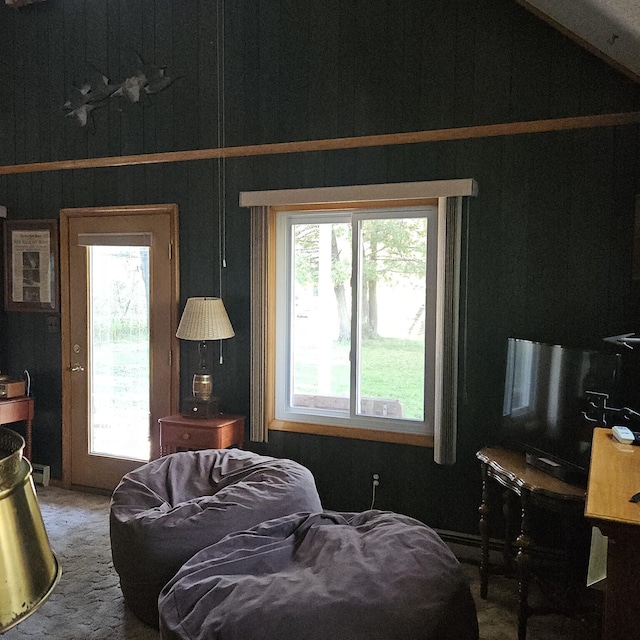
top-left (176, 297), bottom-right (235, 418)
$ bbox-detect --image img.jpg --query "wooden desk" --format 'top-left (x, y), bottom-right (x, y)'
top-left (477, 447), bottom-right (588, 640)
top-left (0, 396), bottom-right (34, 460)
top-left (158, 413), bottom-right (245, 457)
top-left (585, 428), bottom-right (640, 640)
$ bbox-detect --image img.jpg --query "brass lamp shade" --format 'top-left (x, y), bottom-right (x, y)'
top-left (0, 429), bottom-right (61, 633)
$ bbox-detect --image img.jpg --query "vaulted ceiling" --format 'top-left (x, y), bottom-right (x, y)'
top-left (518, 0), bottom-right (640, 83)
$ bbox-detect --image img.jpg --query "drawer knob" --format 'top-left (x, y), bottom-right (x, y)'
top-left (182, 433), bottom-right (191, 440)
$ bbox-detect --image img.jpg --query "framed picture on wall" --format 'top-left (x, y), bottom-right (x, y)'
top-left (3, 219), bottom-right (59, 313)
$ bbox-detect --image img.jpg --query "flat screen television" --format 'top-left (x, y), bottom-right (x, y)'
top-left (500, 338), bottom-right (622, 484)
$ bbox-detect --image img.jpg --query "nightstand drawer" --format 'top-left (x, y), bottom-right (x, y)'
top-left (164, 424), bottom-right (219, 449)
top-left (158, 414), bottom-right (245, 457)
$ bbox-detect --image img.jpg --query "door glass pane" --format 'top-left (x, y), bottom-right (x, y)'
top-left (357, 217), bottom-right (427, 421)
top-left (290, 221), bottom-right (352, 413)
top-left (89, 246), bottom-right (150, 460)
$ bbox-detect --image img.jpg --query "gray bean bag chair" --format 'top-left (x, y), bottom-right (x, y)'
top-left (109, 449), bottom-right (323, 628)
top-left (158, 510), bottom-right (479, 640)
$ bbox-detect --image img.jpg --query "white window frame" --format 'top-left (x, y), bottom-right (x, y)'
top-left (241, 179), bottom-right (477, 463)
top-left (274, 206), bottom-right (437, 436)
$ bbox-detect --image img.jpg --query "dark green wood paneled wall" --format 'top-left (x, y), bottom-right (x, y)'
top-left (0, 0), bottom-right (639, 536)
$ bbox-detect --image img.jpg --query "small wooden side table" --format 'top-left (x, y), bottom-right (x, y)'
top-left (476, 447), bottom-right (588, 640)
top-left (158, 413), bottom-right (245, 457)
top-left (0, 396), bottom-right (35, 460)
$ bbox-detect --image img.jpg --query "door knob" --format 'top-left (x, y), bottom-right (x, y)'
top-left (69, 363), bottom-right (85, 372)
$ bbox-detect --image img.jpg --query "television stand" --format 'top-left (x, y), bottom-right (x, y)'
top-left (525, 452), bottom-right (586, 486)
top-left (476, 447), bottom-right (595, 640)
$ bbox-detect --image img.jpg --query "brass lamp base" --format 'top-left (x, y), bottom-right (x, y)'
top-left (181, 396), bottom-right (219, 419)
top-left (192, 373), bottom-right (212, 400)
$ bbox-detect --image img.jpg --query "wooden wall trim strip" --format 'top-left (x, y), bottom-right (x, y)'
top-left (1, 111), bottom-right (639, 176)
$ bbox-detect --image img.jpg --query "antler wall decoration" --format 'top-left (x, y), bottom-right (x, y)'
top-left (62, 54), bottom-right (178, 127)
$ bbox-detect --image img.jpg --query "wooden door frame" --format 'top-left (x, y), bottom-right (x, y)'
top-left (59, 204), bottom-right (180, 489)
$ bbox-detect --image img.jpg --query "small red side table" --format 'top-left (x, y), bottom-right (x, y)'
top-left (0, 396), bottom-right (35, 460)
top-left (158, 413), bottom-right (245, 457)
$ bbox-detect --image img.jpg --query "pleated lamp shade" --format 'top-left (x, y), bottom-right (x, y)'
top-left (176, 297), bottom-right (235, 341)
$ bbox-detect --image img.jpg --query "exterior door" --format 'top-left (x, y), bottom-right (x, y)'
top-left (60, 205), bottom-right (179, 491)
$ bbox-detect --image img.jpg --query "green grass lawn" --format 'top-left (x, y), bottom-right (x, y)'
top-left (294, 336), bottom-right (424, 419)
top-left (92, 341), bottom-right (149, 404)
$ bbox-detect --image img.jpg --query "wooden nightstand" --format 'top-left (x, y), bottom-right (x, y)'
top-left (158, 413), bottom-right (245, 457)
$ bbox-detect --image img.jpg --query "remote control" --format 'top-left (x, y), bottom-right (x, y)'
top-left (612, 425), bottom-right (635, 444)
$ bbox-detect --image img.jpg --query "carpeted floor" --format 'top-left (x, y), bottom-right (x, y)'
top-left (2, 485), bottom-right (600, 639)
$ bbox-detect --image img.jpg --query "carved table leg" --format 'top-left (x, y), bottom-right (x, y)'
top-left (516, 490), bottom-right (533, 640)
top-left (503, 489), bottom-right (515, 573)
top-left (478, 462), bottom-right (490, 599)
